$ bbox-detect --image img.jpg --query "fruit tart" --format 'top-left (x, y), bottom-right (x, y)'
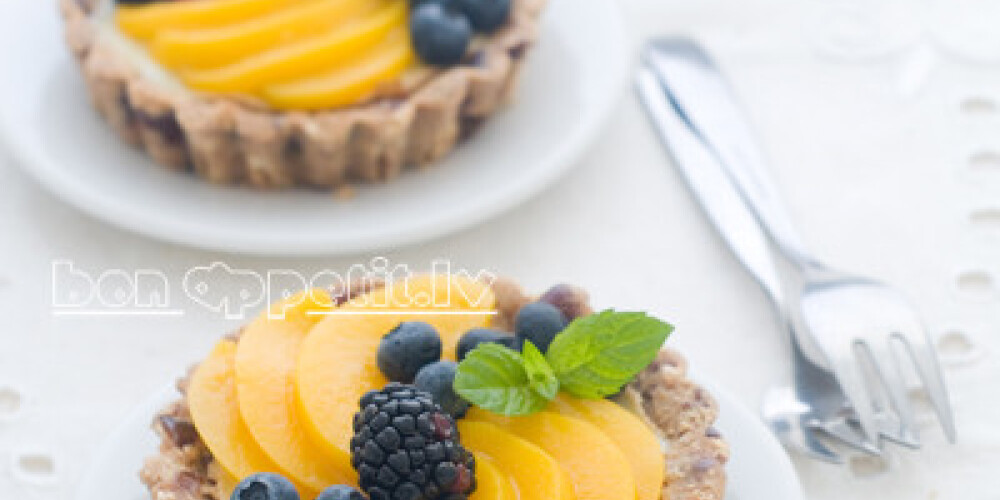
top-left (60, 0), bottom-right (545, 188)
top-left (140, 275), bottom-right (729, 500)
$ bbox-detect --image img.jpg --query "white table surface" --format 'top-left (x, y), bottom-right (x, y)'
top-left (2, 0), bottom-right (999, 498)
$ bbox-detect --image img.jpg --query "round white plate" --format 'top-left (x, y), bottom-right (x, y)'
top-left (0, 0), bottom-right (626, 256)
top-left (75, 376), bottom-right (804, 500)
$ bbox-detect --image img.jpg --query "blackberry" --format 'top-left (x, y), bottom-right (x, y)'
top-left (352, 383), bottom-right (477, 500)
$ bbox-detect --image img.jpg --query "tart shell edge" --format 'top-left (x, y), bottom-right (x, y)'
top-left (60, 0), bottom-right (545, 189)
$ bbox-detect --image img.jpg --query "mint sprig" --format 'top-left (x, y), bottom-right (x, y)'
top-left (521, 341), bottom-right (559, 400)
top-left (452, 343), bottom-right (551, 416)
top-left (453, 310), bottom-right (673, 415)
top-left (546, 310), bottom-right (673, 399)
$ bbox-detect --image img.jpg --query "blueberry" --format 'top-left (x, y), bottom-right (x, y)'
top-left (539, 284), bottom-right (589, 321)
top-left (230, 473), bottom-right (299, 500)
top-left (456, 328), bottom-right (516, 360)
top-left (453, 0), bottom-right (511, 33)
top-left (316, 485), bottom-right (366, 500)
top-left (514, 302), bottom-right (568, 353)
top-left (410, 2), bottom-right (473, 66)
top-left (378, 322), bottom-right (443, 383)
top-left (414, 361), bottom-right (469, 418)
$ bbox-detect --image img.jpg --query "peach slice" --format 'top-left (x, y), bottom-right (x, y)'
top-left (188, 340), bottom-right (290, 486)
top-left (295, 275), bottom-right (495, 478)
top-left (470, 453), bottom-right (515, 500)
top-left (234, 290), bottom-right (356, 493)
top-left (549, 394), bottom-right (664, 500)
top-left (116, 0), bottom-right (303, 41)
top-left (263, 29), bottom-right (415, 110)
top-left (209, 463), bottom-right (239, 500)
top-left (182, 1), bottom-right (408, 93)
top-left (458, 421), bottom-right (574, 500)
top-left (467, 409), bottom-right (636, 500)
top-left (151, 0), bottom-right (384, 70)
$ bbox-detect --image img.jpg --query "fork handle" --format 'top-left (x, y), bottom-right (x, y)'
top-left (637, 66), bottom-right (786, 306)
top-left (642, 38), bottom-right (818, 269)
top-left (639, 53), bottom-right (849, 378)
top-left (638, 58), bottom-right (848, 412)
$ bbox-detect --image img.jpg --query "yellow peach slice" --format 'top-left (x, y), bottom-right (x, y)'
top-left (209, 463), bottom-right (239, 500)
top-left (470, 453), bottom-right (515, 500)
top-left (151, 0), bottom-right (384, 70)
top-left (468, 409), bottom-right (636, 500)
top-left (182, 1), bottom-right (408, 93)
top-left (263, 29), bottom-right (414, 110)
top-left (116, 0), bottom-right (303, 41)
top-left (458, 421), bottom-right (574, 500)
top-left (234, 290), bottom-right (356, 493)
top-left (295, 275), bottom-right (495, 477)
top-left (188, 340), bottom-right (289, 485)
top-left (549, 394), bottom-right (664, 500)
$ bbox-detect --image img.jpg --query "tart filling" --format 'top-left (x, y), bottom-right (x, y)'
top-left (139, 278), bottom-right (729, 500)
top-left (107, 0), bottom-right (415, 110)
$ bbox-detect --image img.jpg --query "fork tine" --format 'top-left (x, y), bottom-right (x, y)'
top-left (815, 419), bottom-right (881, 455)
top-left (844, 411), bottom-right (921, 448)
top-left (892, 332), bottom-right (958, 443)
top-left (762, 387), bottom-right (845, 464)
top-left (802, 426), bottom-right (845, 464)
top-left (829, 347), bottom-right (882, 448)
top-left (854, 340), bottom-right (921, 448)
top-left (873, 411), bottom-right (920, 448)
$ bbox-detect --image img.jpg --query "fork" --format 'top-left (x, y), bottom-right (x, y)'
top-left (639, 37), bottom-right (956, 448)
top-left (636, 63), bottom-right (878, 462)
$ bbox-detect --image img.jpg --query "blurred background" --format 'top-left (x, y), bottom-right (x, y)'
top-left (2, 0), bottom-right (1000, 498)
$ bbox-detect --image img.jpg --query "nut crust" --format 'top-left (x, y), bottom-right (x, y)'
top-left (60, 0), bottom-right (545, 189)
top-left (139, 279), bottom-right (728, 500)
top-left (628, 351), bottom-right (730, 500)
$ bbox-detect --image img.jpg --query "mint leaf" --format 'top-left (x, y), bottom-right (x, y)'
top-left (521, 341), bottom-right (559, 400)
top-left (546, 310), bottom-right (674, 399)
top-left (453, 310), bottom-right (674, 414)
top-left (453, 343), bottom-right (551, 416)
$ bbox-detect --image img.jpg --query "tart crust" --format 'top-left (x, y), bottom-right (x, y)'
top-left (139, 279), bottom-right (729, 500)
top-left (60, 0), bottom-right (545, 189)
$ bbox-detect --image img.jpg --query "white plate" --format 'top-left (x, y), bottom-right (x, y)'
top-left (75, 376), bottom-right (804, 500)
top-left (0, 0), bottom-right (626, 256)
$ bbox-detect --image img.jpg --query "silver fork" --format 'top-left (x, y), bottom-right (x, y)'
top-left (640, 37), bottom-right (956, 448)
top-left (760, 333), bottom-right (880, 462)
top-left (637, 63), bottom-right (878, 462)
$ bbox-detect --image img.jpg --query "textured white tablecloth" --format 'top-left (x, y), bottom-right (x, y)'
top-left (1, 0), bottom-right (999, 498)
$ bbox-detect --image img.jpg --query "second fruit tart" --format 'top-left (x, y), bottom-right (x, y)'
top-left (60, 0), bottom-right (546, 188)
top-left (140, 276), bottom-right (729, 500)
